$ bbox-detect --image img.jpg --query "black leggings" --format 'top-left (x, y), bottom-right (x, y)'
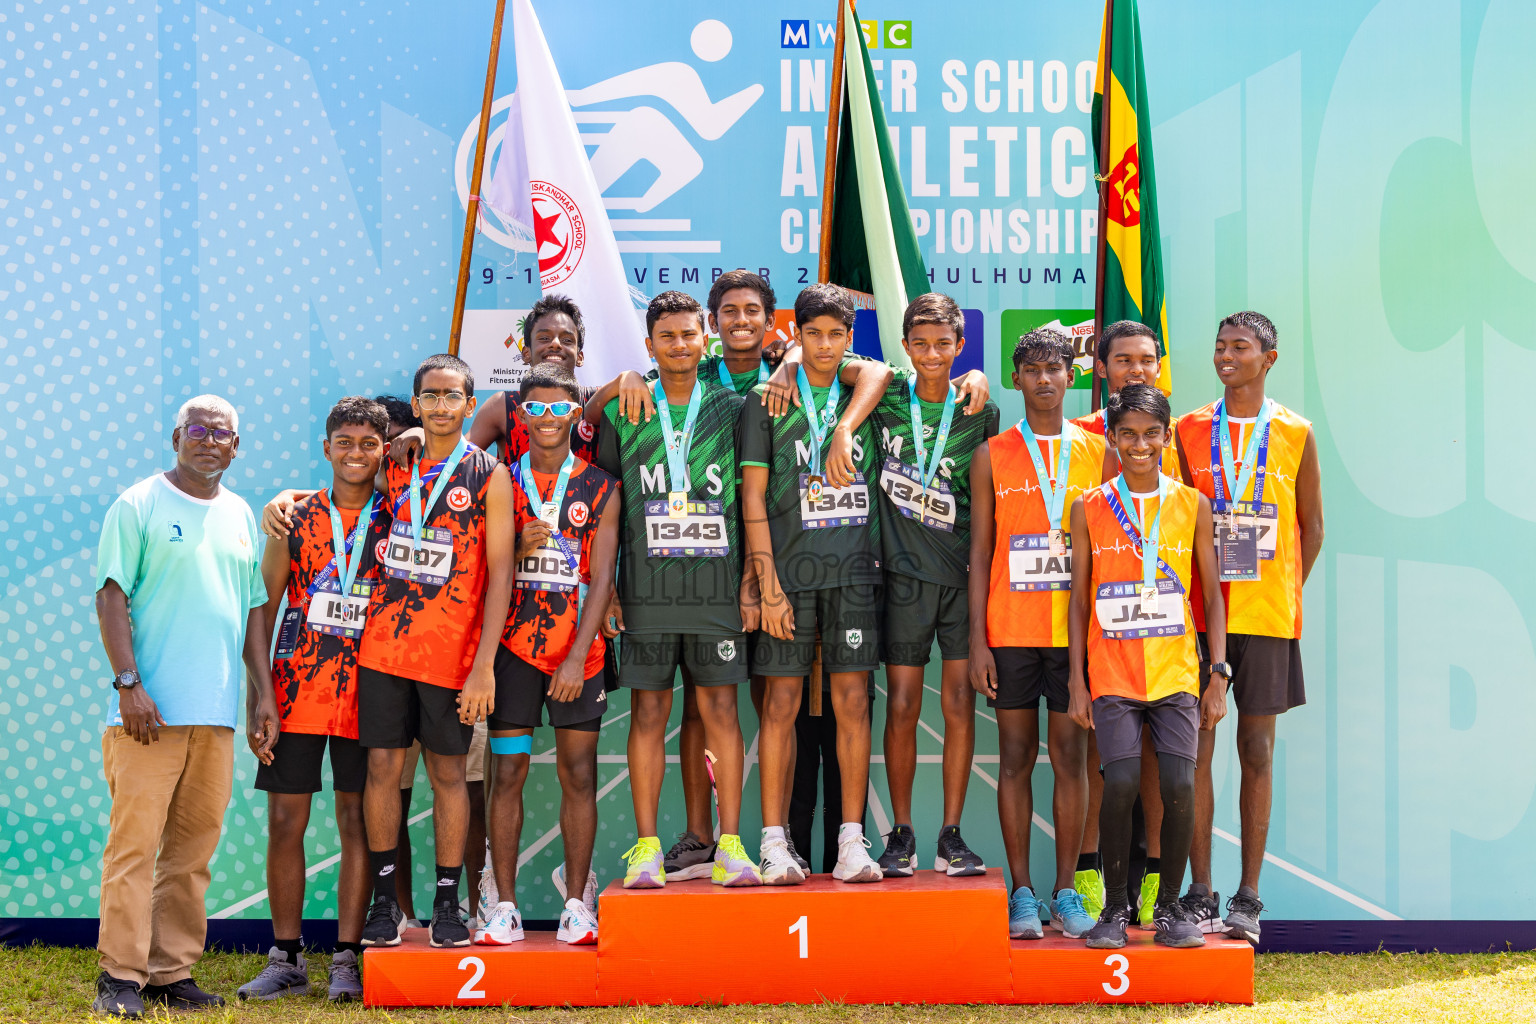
top-left (1100, 754), bottom-right (1194, 912)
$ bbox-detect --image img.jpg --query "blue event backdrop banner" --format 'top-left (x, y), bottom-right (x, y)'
top-left (2, 0), bottom-right (1534, 932)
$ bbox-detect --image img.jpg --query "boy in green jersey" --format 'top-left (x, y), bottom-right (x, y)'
top-left (740, 283), bottom-right (894, 885)
top-left (596, 291), bottom-right (763, 888)
top-left (869, 293), bottom-right (1001, 879)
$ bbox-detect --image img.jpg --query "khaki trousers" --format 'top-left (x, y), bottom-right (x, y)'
top-left (97, 725), bottom-right (233, 987)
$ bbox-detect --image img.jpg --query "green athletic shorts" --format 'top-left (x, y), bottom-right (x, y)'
top-left (750, 584), bottom-right (882, 675)
top-left (880, 574), bottom-right (969, 666)
top-left (619, 632), bottom-right (750, 690)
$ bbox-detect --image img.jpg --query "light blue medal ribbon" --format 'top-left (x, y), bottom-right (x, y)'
top-left (1015, 418), bottom-right (1074, 554)
top-left (1114, 473), bottom-right (1167, 613)
top-left (516, 450), bottom-right (585, 612)
top-left (408, 435), bottom-right (468, 571)
top-left (653, 378), bottom-right (703, 518)
top-left (796, 364), bottom-right (841, 499)
top-left (1213, 398), bottom-right (1275, 525)
top-left (324, 491), bottom-right (378, 598)
top-left (907, 376), bottom-right (957, 521)
top-left (716, 357), bottom-right (771, 391)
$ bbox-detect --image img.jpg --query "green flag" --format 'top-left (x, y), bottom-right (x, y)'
top-left (824, 2), bottom-right (927, 367)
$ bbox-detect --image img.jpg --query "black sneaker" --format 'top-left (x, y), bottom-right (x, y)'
top-left (1224, 886), bottom-right (1265, 943)
top-left (1084, 904), bottom-right (1134, 949)
top-left (140, 977), bottom-right (225, 1010)
top-left (360, 894), bottom-right (406, 946)
top-left (429, 901), bottom-right (472, 947)
top-left (92, 973), bottom-right (144, 1019)
top-left (1151, 899), bottom-right (1206, 948)
top-left (933, 825), bottom-right (986, 877)
top-left (876, 825), bottom-right (917, 877)
top-left (784, 833), bottom-right (811, 873)
top-left (1181, 883), bottom-right (1224, 933)
top-left (662, 831), bottom-right (716, 882)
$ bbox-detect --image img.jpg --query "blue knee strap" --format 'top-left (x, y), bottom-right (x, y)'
top-left (490, 734), bottom-right (533, 756)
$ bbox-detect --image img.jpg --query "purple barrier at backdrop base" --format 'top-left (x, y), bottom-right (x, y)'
top-left (2, 918), bottom-right (1535, 956)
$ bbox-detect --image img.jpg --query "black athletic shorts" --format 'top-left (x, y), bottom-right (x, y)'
top-left (988, 646), bottom-right (1070, 713)
top-left (1197, 632), bottom-right (1306, 716)
top-left (490, 645), bottom-right (605, 732)
top-left (1093, 692), bottom-right (1199, 766)
top-left (357, 667), bottom-right (474, 756)
top-left (255, 731), bottom-right (367, 794)
top-left (881, 575), bottom-right (969, 665)
top-left (750, 584), bottom-right (881, 675)
top-left (620, 632), bottom-right (749, 690)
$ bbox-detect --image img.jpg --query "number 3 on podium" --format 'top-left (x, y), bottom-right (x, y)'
top-left (788, 915), bottom-right (809, 959)
top-left (1101, 953), bottom-right (1130, 996)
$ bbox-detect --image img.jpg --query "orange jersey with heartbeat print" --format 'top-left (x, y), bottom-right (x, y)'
top-left (985, 422), bottom-right (1105, 648)
top-left (1083, 480), bottom-right (1201, 702)
top-left (1177, 400), bottom-right (1309, 639)
top-left (358, 445), bottom-right (500, 689)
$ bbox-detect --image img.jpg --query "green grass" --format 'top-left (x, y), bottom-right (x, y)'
top-left (3, 945), bottom-right (1533, 1024)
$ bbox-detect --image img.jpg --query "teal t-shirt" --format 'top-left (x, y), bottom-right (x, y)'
top-left (96, 473), bottom-right (268, 729)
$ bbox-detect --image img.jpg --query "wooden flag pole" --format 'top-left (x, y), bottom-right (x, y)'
top-left (1091, 0), bottom-right (1115, 412)
top-left (816, 0), bottom-right (851, 284)
top-left (448, 0), bottom-right (509, 357)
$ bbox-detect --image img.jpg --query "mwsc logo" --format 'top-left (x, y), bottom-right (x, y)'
top-left (780, 19), bottom-right (911, 48)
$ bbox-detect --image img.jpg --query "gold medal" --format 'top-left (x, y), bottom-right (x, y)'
top-left (807, 474), bottom-right (824, 502)
top-left (668, 490), bottom-right (688, 519)
top-left (1049, 528), bottom-right (1066, 557)
top-left (1140, 583), bottom-right (1160, 615)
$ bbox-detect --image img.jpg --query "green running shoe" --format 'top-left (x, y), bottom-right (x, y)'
top-left (1075, 867), bottom-right (1105, 920)
top-left (1137, 871), bottom-right (1161, 927)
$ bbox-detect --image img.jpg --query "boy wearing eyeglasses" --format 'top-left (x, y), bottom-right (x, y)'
top-left (238, 397), bottom-right (393, 1003)
top-left (355, 355), bottom-right (516, 951)
top-left (476, 363), bottom-right (619, 947)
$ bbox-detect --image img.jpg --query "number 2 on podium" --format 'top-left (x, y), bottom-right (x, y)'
top-left (788, 915), bottom-right (809, 959)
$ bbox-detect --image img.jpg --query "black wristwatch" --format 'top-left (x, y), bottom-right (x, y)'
top-left (1209, 661), bottom-right (1233, 681)
top-left (112, 669), bottom-right (141, 690)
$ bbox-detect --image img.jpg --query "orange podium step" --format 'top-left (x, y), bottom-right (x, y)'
top-left (598, 873), bottom-right (1013, 1005)
top-left (1007, 929), bottom-right (1254, 1004)
top-left (363, 927), bottom-right (602, 1007)
top-left (362, 875), bottom-right (1255, 1007)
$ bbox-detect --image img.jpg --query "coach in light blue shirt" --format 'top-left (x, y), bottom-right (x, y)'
top-left (91, 394), bottom-right (279, 1017)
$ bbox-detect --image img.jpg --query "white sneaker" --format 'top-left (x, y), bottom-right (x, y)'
top-left (552, 863), bottom-right (600, 917)
top-left (759, 835), bottom-right (807, 886)
top-left (833, 832), bottom-right (884, 883)
top-left (476, 863), bottom-right (500, 929)
top-left (556, 897), bottom-right (598, 945)
top-left (473, 901), bottom-right (523, 945)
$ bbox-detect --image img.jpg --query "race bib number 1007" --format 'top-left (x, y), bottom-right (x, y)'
top-left (382, 519), bottom-right (454, 587)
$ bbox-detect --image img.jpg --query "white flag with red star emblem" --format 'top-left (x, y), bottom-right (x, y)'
top-left (484, 0), bottom-right (647, 385)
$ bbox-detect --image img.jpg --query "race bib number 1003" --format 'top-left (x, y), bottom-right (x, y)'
top-left (382, 520), bottom-right (454, 586)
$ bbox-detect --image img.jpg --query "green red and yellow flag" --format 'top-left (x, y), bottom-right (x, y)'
top-left (1093, 0), bottom-right (1171, 396)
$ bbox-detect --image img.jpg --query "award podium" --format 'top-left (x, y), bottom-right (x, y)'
top-left (363, 872), bottom-right (1253, 1006)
